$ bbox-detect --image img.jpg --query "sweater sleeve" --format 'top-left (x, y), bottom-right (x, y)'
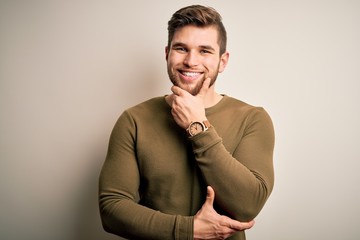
top-left (98, 111), bottom-right (193, 240)
top-left (190, 107), bottom-right (275, 221)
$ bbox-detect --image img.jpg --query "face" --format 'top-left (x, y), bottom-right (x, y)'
top-left (166, 25), bottom-right (229, 95)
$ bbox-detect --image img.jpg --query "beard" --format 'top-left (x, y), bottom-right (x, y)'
top-left (167, 66), bottom-right (219, 96)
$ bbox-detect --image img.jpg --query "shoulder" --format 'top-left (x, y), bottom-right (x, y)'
top-left (224, 96), bottom-right (274, 134)
top-left (128, 96), bottom-right (166, 110)
top-left (222, 95), bottom-right (252, 108)
top-left (116, 96), bottom-right (170, 124)
top-left (112, 96), bottom-right (168, 131)
top-left (123, 96), bottom-right (168, 116)
top-left (219, 95), bottom-right (272, 123)
top-left (216, 95), bottom-right (266, 114)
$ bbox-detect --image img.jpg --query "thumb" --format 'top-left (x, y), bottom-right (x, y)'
top-left (205, 186), bottom-right (215, 207)
top-left (197, 77), bottom-right (211, 97)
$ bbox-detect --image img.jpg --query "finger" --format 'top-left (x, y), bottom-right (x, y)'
top-left (171, 85), bottom-right (186, 96)
top-left (205, 186), bottom-right (215, 207)
top-left (228, 219), bottom-right (255, 231)
top-left (240, 219), bottom-right (255, 230)
top-left (197, 77), bottom-right (211, 97)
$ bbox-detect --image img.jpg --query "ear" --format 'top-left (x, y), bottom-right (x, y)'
top-left (165, 46), bottom-right (169, 61)
top-left (218, 51), bottom-right (229, 73)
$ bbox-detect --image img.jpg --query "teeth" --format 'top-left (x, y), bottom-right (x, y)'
top-left (183, 72), bottom-right (200, 77)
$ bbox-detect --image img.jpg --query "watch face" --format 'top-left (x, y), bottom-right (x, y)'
top-left (189, 122), bottom-right (204, 136)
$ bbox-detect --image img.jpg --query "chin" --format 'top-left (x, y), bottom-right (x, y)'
top-left (186, 86), bottom-right (201, 96)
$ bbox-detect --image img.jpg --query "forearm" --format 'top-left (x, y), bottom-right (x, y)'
top-left (190, 126), bottom-right (274, 221)
top-left (99, 158), bottom-right (194, 240)
top-left (99, 190), bottom-right (193, 239)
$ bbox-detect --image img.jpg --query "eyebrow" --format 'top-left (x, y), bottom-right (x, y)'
top-left (171, 42), bottom-right (186, 48)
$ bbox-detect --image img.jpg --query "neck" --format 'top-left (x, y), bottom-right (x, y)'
top-left (203, 89), bottom-right (223, 108)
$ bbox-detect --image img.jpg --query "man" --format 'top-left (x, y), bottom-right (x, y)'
top-left (99, 5), bottom-right (274, 240)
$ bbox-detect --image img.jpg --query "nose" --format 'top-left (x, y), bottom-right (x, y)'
top-left (183, 50), bottom-right (199, 67)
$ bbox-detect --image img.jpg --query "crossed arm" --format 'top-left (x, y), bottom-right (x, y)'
top-left (193, 186), bottom-right (255, 240)
top-left (170, 78), bottom-right (274, 232)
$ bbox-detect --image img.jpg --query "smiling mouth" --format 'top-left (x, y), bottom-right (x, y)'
top-left (179, 70), bottom-right (203, 78)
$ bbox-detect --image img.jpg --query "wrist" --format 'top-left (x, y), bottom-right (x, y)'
top-left (186, 120), bottom-right (211, 137)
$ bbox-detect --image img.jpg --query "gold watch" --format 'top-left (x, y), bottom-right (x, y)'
top-left (187, 120), bottom-right (211, 137)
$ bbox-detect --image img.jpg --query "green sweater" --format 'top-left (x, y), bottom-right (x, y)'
top-left (99, 95), bottom-right (275, 240)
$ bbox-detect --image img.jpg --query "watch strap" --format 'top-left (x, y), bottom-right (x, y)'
top-left (186, 120), bottom-right (211, 137)
top-left (203, 120), bottom-right (211, 129)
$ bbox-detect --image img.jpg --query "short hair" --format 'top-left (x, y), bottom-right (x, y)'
top-left (167, 5), bottom-right (227, 55)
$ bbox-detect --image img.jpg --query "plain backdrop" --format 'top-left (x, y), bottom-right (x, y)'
top-left (1, 0), bottom-right (359, 239)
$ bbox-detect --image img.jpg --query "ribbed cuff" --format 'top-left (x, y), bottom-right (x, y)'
top-left (175, 215), bottom-right (193, 240)
top-left (190, 127), bottom-right (222, 154)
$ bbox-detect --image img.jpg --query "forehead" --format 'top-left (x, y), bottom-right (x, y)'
top-left (171, 25), bottom-right (220, 50)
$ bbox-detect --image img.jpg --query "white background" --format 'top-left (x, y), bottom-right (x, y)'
top-left (1, 0), bottom-right (359, 239)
